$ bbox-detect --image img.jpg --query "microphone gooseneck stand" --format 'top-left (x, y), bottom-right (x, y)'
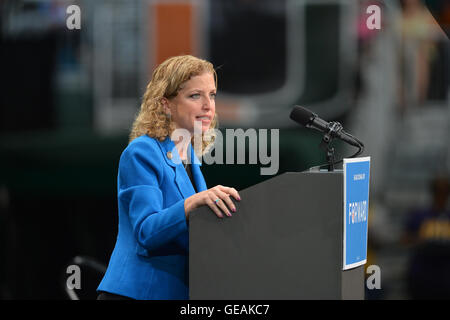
top-left (319, 122), bottom-right (342, 172)
top-left (289, 105), bottom-right (365, 172)
top-left (317, 121), bottom-right (364, 172)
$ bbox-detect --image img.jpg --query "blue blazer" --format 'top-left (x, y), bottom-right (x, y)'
top-left (97, 134), bottom-right (207, 300)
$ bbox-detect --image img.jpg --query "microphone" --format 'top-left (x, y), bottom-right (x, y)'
top-left (289, 105), bottom-right (362, 148)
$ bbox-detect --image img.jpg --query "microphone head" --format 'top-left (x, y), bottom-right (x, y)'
top-left (290, 105), bottom-right (316, 126)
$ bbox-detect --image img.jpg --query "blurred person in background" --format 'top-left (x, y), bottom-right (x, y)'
top-left (96, 55), bottom-right (241, 300)
top-left (402, 174), bottom-right (450, 299)
top-left (397, 0), bottom-right (444, 114)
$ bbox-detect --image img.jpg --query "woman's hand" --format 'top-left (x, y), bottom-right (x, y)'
top-left (184, 185), bottom-right (241, 220)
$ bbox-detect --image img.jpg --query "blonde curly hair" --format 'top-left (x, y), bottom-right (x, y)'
top-left (129, 55), bottom-right (218, 156)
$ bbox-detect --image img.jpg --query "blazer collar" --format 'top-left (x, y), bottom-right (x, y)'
top-left (159, 136), bottom-right (202, 167)
top-left (157, 136), bottom-right (207, 197)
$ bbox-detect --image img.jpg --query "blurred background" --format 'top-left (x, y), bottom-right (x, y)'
top-left (0, 0), bottom-right (449, 299)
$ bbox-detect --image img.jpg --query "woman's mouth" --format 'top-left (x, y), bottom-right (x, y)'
top-left (196, 116), bottom-right (211, 122)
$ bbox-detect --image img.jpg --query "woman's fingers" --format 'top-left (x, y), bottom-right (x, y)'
top-left (197, 186), bottom-right (241, 219)
top-left (206, 193), bottom-right (224, 218)
top-left (209, 191), bottom-right (233, 217)
top-left (214, 189), bottom-right (236, 214)
top-left (217, 185), bottom-right (241, 201)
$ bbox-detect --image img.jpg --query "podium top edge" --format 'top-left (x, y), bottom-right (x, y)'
top-left (285, 169), bottom-right (343, 174)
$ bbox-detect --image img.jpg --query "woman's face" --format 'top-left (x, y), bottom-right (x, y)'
top-left (164, 72), bottom-right (216, 134)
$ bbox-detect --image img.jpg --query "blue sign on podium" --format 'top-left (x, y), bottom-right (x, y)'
top-left (343, 157), bottom-right (371, 270)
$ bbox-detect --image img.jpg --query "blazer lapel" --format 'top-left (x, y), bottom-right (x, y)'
top-left (189, 142), bottom-right (207, 192)
top-left (158, 136), bottom-right (206, 198)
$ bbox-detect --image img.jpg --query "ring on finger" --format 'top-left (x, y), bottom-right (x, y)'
top-left (214, 198), bottom-right (220, 205)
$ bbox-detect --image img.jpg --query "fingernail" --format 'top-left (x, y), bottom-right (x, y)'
top-left (232, 208), bottom-right (236, 212)
top-left (237, 196), bottom-right (241, 201)
top-left (228, 212), bottom-right (233, 217)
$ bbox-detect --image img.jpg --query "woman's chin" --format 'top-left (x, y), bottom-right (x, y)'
top-left (202, 124), bottom-right (214, 133)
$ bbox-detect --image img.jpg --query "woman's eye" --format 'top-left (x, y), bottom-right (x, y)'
top-left (190, 93), bottom-right (200, 99)
top-left (210, 93), bottom-right (217, 99)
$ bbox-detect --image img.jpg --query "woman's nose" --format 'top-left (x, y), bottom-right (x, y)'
top-left (202, 96), bottom-right (213, 110)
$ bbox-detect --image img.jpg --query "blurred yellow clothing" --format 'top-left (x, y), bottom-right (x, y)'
top-left (401, 8), bottom-right (437, 40)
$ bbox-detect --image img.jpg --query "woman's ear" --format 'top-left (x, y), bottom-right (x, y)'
top-left (161, 97), bottom-right (171, 116)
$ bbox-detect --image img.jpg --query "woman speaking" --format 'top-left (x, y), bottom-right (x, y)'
top-left (97, 55), bottom-right (241, 300)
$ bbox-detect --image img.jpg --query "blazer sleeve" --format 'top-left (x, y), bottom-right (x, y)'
top-left (118, 140), bottom-right (188, 253)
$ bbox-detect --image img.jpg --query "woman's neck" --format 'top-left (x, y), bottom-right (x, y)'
top-left (173, 135), bottom-right (191, 161)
